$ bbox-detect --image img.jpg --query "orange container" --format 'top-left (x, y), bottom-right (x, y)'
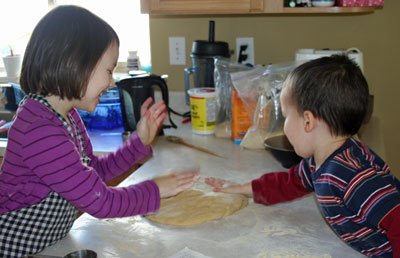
top-left (231, 89), bottom-right (251, 144)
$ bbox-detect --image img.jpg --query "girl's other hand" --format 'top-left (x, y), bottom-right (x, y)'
top-left (154, 168), bottom-right (200, 198)
top-left (136, 97), bottom-right (167, 146)
top-left (205, 177), bottom-right (253, 197)
top-left (0, 120), bottom-right (10, 133)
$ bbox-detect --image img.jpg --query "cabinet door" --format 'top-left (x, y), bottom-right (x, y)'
top-left (141, 0), bottom-right (264, 14)
top-left (141, 0), bottom-right (378, 15)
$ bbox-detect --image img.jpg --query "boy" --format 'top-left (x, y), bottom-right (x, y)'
top-left (206, 55), bottom-right (400, 257)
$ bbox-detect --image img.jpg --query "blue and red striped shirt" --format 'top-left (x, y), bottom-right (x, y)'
top-left (252, 138), bottom-right (400, 258)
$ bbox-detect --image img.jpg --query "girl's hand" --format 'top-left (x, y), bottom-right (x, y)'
top-left (154, 169), bottom-right (200, 198)
top-left (0, 120), bottom-right (10, 133)
top-left (136, 97), bottom-right (167, 146)
top-left (205, 177), bottom-right (253, 197)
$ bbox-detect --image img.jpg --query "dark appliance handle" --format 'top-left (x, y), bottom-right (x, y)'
top-left (149, 75), bottom-right (177, 129)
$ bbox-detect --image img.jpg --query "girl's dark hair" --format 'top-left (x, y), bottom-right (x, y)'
top-left (20, 5), bottom-right (119, 99)
top-left (287, 55), bottom-right (369, 136)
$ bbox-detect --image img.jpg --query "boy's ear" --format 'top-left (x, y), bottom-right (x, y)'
top-left (303, 110), bottom-right (316, 133)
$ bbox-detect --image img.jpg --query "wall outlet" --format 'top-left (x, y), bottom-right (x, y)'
top-left (169, 37), bottom-right (186, 65)
top-left (236, 37), bottom-right (254, 65)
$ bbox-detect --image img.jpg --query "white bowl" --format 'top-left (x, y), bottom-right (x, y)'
top-left (311, 0), bottom-right (335, 7)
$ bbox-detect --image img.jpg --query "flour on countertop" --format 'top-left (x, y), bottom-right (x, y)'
top-left (257, 250), bottom-right (332, 258)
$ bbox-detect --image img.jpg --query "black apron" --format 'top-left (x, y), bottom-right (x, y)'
top-left (0, 192), bottom-right (77, 257)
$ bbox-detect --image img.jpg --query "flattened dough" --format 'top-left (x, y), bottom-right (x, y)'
top-left (146, 189), bottom-right (248, 226)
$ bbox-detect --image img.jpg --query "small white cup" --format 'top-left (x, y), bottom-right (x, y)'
top-left (2, 55), bottom-right (22, 78)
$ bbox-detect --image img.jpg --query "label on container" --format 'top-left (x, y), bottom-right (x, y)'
top-left (231, 89), bottom-right (251, 144)
top-left (188, 88), bottom-right (216, 135)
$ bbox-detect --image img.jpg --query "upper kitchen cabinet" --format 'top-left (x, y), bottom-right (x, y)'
top-left (140, 0), bottom-right (379, 15)
top-left (140, 0), bottom-right (265, 14)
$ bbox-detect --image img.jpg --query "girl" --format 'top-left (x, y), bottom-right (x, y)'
top-left (0, 5), bottom-right (198, 257)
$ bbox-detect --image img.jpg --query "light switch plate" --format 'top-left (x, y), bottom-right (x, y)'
top-left (236, 37), bottom-right (254, 65)
top-left (169, 37), bottom-right (186, 65)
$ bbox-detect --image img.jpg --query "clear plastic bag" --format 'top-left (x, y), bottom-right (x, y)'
top-left (230, 62), bottom-right (296, 149)
top-left (213, 57), bottom-right (251, 138)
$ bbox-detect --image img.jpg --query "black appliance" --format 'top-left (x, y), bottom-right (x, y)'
top-left (116, 73), bottom-right (176, 134)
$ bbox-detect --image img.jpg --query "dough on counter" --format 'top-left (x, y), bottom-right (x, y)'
top-left (146, 189), bottom-right (248, 226)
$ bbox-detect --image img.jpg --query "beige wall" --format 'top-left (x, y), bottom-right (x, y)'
top-left (148, 2), bottom-right (400, 177)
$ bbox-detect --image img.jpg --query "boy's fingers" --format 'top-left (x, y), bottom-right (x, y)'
top-left (205, 177), bottom-right (225, 188)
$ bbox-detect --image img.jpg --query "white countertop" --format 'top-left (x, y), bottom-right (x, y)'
top-left (0, 75), bottom-right (19, 84)
top-left (34, 92), bottom-right (363, 258)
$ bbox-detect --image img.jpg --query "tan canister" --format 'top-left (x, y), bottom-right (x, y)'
top-left (188, 87), bottom-right (216, 135)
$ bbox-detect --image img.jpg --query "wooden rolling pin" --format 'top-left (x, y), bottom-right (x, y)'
top-left (166, 135), bottom-right (226, 159)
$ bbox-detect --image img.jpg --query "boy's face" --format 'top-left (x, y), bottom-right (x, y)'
top-left (280, 86), bottom-right (312, 158)
top-left (76, 42), bottom-right (119, 112)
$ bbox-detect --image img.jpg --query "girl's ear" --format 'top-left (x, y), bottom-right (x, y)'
top-left (303, 110), bottom-right (317, 133)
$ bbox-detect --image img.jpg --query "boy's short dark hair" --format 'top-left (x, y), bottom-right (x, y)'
top-left (286, 55), bottom-right (369, 136)
top-left (20, 5), bottom-right (119, 100)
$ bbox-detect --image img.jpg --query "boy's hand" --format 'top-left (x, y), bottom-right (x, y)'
top-left (136, 98), bottom-right (167, 146)
top-left (205, 177), bottom-right (253, 197)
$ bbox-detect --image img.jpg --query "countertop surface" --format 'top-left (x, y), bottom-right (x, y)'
top-left (35, 92), bottom-right (363, 258)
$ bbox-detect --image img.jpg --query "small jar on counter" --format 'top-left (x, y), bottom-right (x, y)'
top-left (127, 51), bottom-right (140, 72)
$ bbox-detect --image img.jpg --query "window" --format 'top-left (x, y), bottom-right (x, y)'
top-left (0, 0), bottom-right (150, 73)
top-left (0, 1), bottom-right (48, 59)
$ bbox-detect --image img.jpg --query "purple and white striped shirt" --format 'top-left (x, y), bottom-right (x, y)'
top-left (0, 98), bottom-right (160, 218)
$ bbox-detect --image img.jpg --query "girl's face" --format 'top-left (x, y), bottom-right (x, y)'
top-left (280, 85), bottom-right (312, 158)
top-left (77, 42), bottom-right (119, 112)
